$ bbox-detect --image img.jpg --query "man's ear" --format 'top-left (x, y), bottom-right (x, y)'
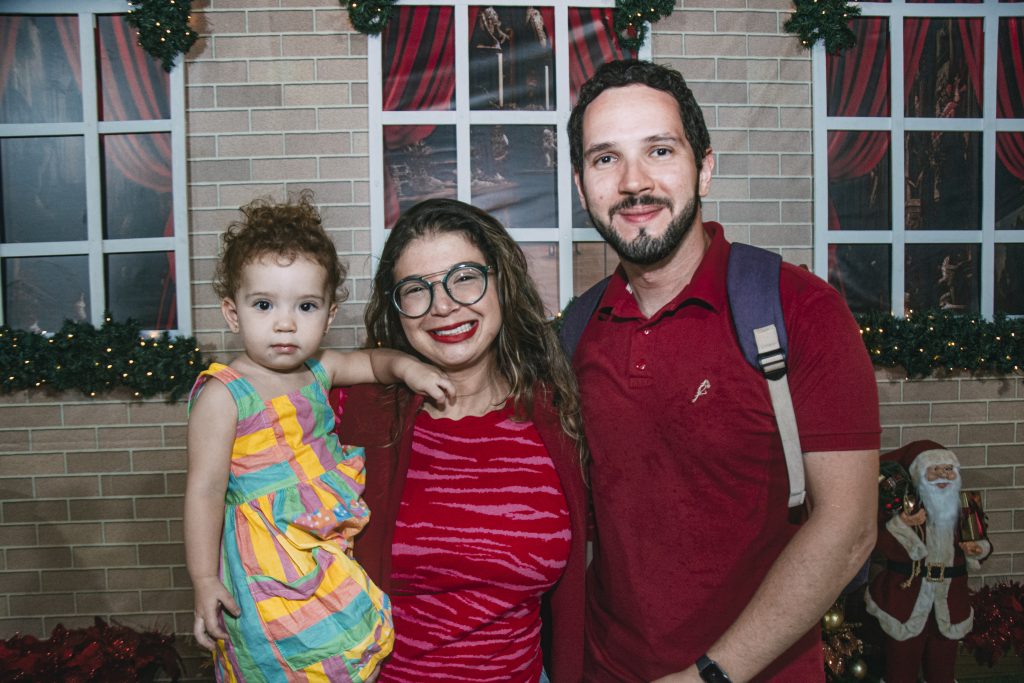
top-left (573, 170), bottom-right (586, 208)
top-left (698, 150), bottom-right (715, 197)
top-left (221, 297), bottom-right (240, 333)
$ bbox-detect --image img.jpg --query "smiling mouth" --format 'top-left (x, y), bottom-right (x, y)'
top-left (432, 322), bottom-right (475, 337)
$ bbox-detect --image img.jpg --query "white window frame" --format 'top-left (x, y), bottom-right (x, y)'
top-left (367, 0), bottom-right (648, 313)
top-left (812, 0), bottom-right (1024, 319)
top-left (0, 0), bottom-right (192, 335)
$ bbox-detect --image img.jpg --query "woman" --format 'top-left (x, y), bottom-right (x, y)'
top-left (330, 198), bottom-right (586, 682)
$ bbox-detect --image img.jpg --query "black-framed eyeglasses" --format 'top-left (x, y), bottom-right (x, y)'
top-left (390, 262), bottom-right (494, 318)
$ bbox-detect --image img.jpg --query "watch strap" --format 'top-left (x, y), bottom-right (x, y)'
top-left (696, 655), bottom-right (732, 683)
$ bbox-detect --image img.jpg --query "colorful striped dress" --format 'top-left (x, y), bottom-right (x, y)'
top-left (189, 361), bottom-right (393, 682)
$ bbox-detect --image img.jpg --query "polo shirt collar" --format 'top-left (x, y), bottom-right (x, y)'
top-left (601, 221), bottom-right (729, 321)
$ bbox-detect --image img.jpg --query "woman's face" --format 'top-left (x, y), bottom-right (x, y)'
top-left (392, 231), bottom-right (502, 376)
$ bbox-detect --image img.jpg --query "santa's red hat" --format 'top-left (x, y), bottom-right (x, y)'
top-left (882, 439), bottom-right (960, 485)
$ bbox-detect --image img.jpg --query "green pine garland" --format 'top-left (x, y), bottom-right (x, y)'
top-left (126, 0), bottom-right (199, 72)
top-left (0, 317), bottom-right (204, 401)
top-left (341, 0), bottom-right (672, 48)
top-left (613, 0), bottom-right (676, 53)
top-left (857, 309), bottom-right (1023, 379)
top-left (344, 0), bottom-right (398, 36)
top-left (784, 0), bottom-right (861, 54)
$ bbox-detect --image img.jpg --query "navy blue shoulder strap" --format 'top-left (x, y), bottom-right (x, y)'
top-left (558, 276), bottom-right (610, 359)
top-left (726, 242), bottom-right (787, 371)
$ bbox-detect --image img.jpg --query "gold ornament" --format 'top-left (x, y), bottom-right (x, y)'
top-left (822, 607), bottom-right (844, 631)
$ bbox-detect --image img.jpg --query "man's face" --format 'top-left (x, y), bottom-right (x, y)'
top-left (924, 463), bottom-right (958, 489)
top-left (573, 84), bottom-right (713, 266)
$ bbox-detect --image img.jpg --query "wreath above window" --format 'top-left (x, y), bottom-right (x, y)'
top-left (126, 0), bottom-right (199, 72)
top-left (783, 0), bottom-right (861, 54)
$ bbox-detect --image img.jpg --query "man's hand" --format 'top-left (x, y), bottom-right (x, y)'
top-left (192, 576), bottom-right (240, 651)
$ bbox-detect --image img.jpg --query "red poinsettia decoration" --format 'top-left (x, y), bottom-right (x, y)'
top-left (0, 617), bottom-right (181, 682)
top-left (963, 581), bottom-right (1024, 666)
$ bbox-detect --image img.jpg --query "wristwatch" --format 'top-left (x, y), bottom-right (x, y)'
top-left (696, 655), bottom-right (732, 683)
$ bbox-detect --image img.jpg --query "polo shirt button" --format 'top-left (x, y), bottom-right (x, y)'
top-left (635, 360), bottom-right (647, 370)
top-left (643, 329), bottom-right (651, 335)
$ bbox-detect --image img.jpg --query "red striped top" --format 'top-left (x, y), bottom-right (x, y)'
top-left (378, 404), bottom-right (571, 683)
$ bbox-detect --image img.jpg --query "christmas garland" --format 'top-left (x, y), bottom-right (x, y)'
top-left (344, 0), bottom-right (398, 36)
top-left (612, 0), bottom-right (676, 53)
top-left (784, 0), bottom-right (861, 54)
top-left (856, 309), bottom-right (1024, 379)
top-left (126, 0), bottom-right (199, 72)
top-left (342, 0), bottom-right (673, 50)
top-left (0, 317), bottom-right (204, 401)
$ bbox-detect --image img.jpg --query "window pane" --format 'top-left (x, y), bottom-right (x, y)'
top-left (995, 244), bottom-right (1024, 315)
top-left (568, 8), bottom-right (632, 106)
top-left (469, 6), bottom-right (555, 111)
top-left (0, 15), bottom-right (82, 124)
top-left (105, 252), bottom-right (177, 330)
top-left (1, 136), bottom-right (87, 243)
top-left (904, 18), bottom-right (982, 119)
top-left (828, 131), bottom-right (891, 230)
top-left (573, 242), bottom-right (618, 295)
top-left (382, 6), bottom-right (455, 112)
top-left (828, 244), bottom-right (891, 313)
top-left (471, 124), bottom-right (557, 228)
top-left (97, 15), bottom-right (170, 121)
top-left (521, 242), bottom-right (558, 317)
top-left (905, 244), bottom-right (979, 314)
top-left (827, 17), bottom-right (890, 117)
top-left (383, 125), bottom-right (456, 229)
top-left (905, 131), bottom-right (982, 230)
top-left (102, 133), bottom-right (172, 239)
top-left (996, 132), bottom-right (1024, 228)
top-left (3, 254), bottom-right (89, 332)
top-left (998, 18), bottom-right (1024, 118)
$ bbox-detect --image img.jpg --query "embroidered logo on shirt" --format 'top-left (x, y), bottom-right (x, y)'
top-left (691, 379), bottom-right (711, 403)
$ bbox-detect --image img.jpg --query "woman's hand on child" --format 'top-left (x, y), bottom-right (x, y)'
top-left (193, 576), bottom-right (240, 651)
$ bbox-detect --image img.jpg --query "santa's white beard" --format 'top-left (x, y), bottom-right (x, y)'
top-left (920, 477), bottom-right (962, 565)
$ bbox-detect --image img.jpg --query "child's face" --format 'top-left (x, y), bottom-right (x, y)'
top-left (220, 254), bottom-right (336, 374)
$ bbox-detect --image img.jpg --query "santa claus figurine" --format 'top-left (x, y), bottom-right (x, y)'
top-left (865, 440), bottom-right (992, 683)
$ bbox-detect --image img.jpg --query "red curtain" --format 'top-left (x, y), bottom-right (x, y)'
top-left (998, 17), bottom-right (1024, 183)
top-left (568, 7), bottom-right (631, 105)
top-left (826, 17), bottom-right (891, 230)
top-left (381, 6), bottom-right (455, 226)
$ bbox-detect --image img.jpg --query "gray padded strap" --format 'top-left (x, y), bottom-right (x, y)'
top-left (753, 324), bottom-right (806, 508)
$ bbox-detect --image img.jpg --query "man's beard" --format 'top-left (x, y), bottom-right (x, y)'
top-left (587, 191), bottom-right (700, 266)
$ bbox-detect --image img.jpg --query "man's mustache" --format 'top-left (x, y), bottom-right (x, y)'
top-left (610, 195), bottom-right (673, 216)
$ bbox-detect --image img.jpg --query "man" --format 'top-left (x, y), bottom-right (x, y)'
top-left (567, 60), bottom-right (881, 682)
top-left (866, 441), bottom-right (991, 683)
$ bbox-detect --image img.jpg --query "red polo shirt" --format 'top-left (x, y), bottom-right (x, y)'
top-left (578, 222), bottom-right (880, 683)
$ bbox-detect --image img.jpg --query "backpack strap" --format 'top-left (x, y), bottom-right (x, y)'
top-left (558, 275), bottom-right (611, 359)
top-left (727, 243), bottom-right (805, 509)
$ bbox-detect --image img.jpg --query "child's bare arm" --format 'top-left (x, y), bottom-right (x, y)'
top-left (321, 349), bottom-right (454, 403)
top-left (184, 381), bottom-right (241, 651)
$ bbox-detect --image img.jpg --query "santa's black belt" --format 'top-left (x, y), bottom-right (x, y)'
top-left (887, 560), bottom-right (967, 581)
